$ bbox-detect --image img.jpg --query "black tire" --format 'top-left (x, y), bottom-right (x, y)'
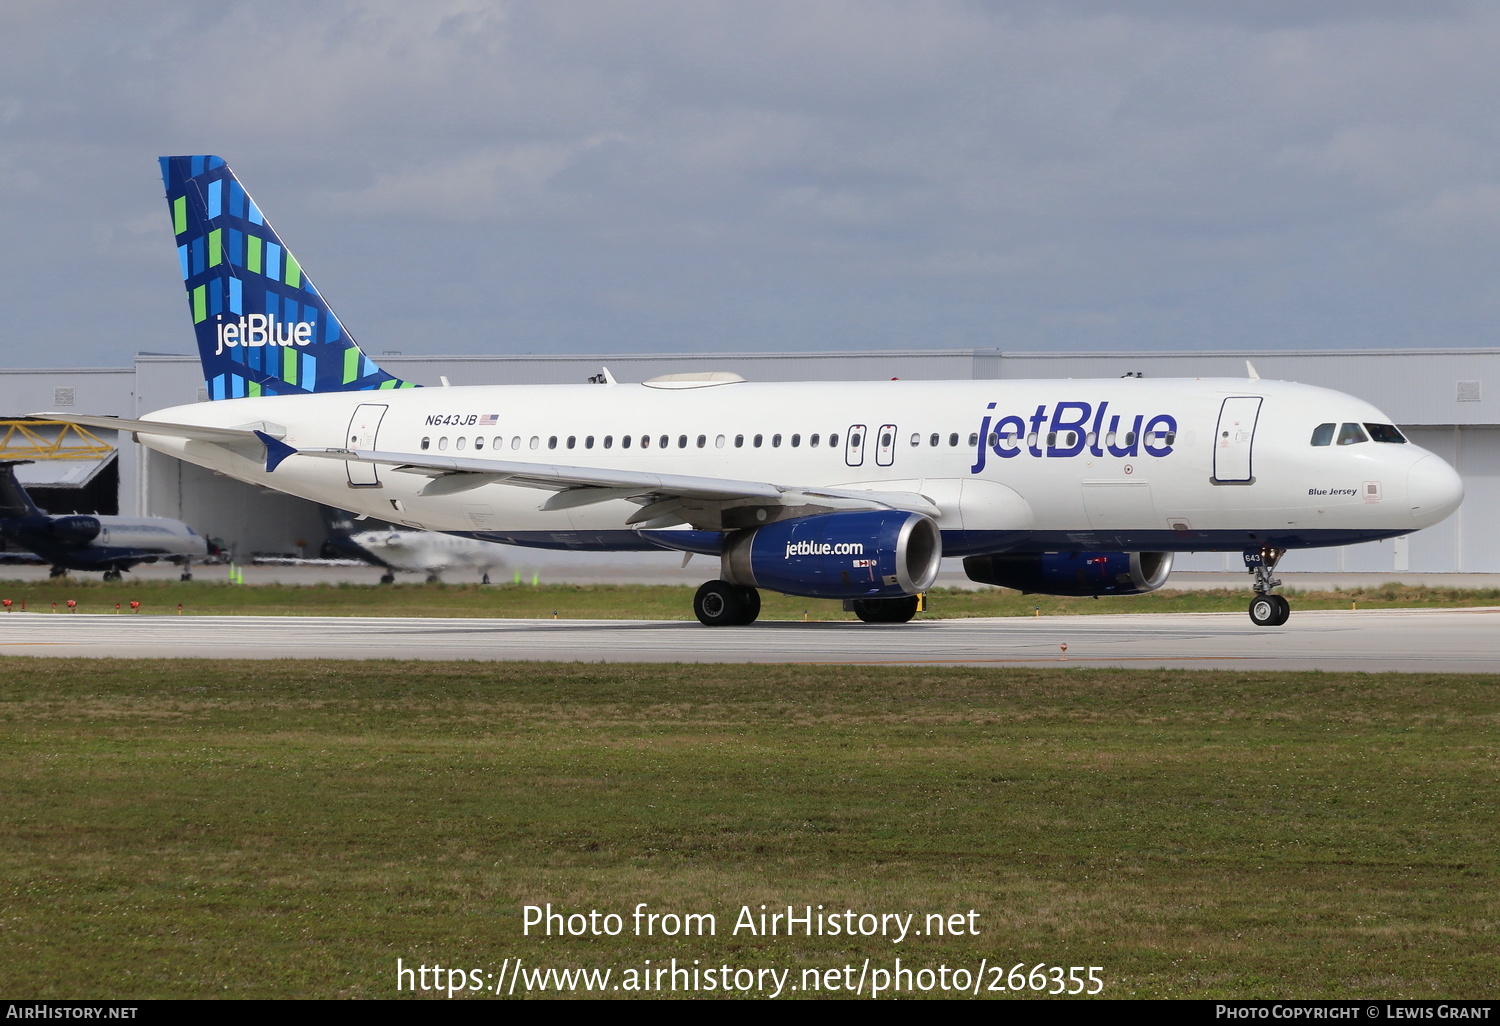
top-left (853, 596), bottom-right (920, 624)
top-left (1249, 595), bottom-right (1281, 626)
top-left (180, 572), bottom-right (193, 581)
top-left (736, 586), bottom-right (761, 625)
top-left (694, 580), bottom-right (747, 627)
top-left (1270, 594), bottom-right (1291, 626)
top-left (379, 572), bottom-right (396, 585)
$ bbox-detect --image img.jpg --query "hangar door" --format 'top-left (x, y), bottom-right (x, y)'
top-left (1212, 397), bottom-right (1262, 484)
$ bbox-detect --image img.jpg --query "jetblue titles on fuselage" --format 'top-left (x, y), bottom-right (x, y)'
top-left (971, 399), bottom-right (1178, 474)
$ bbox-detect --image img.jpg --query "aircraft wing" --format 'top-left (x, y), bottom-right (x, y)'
top-left (272, 439), bottom-right (940, 529)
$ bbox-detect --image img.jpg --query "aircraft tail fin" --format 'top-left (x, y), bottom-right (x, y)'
top-left (0, 462), bottom-right (42, 518)
top-left (158, 155), bottom-right (416, 399)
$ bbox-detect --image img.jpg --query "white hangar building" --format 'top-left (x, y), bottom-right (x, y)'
top-left (0, 347), bottom-right (1493, 574)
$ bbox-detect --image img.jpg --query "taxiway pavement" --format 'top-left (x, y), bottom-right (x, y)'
top-left (2, 606), bottom-right (1497, 672)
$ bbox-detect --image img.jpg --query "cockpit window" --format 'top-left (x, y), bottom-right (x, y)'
top-left (1364, 423), bottom-right (1406, 444)
top-left (1337, 422), bottom-right (1368, 446)
top-left (1310, 423), bottom-right (1335, 447)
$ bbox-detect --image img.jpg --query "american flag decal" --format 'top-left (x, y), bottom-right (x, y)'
top-left (479, 414), bottom-right (498, 426)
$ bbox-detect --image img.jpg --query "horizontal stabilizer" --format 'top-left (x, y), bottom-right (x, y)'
top-left (35, 413), bottom-right (285, 444)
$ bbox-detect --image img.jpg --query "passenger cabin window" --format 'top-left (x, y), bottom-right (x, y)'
top-left (474, 437), bottom-right (484, 450)
top-left (829, 433), bottom-right (839, 447)
top-left (949, 433), bottom-right (959, 447)
top-left (791, 434), bottom-right (801, 447)
top-left (1311, 423), bottom-right (1335, 447)
top-left (421, 437), bottom-right (430, 451)
top-left (438, 437), bottom-right (448, 451)
top-left (753, 434), bottom-right (763, 448)
top-left (621, 435), bottom-right (631, 448)
top-left (567, 436), bottom-right (576, 449)
top-left (456, 437), bottom-right (467, 450)
top-left (810, 434), bottom-right (820, 447)
top-left (735, 434), bottom-right (744, 448)
top-left (493, 436), bottom-right (503, 449)
top-left (772, 434), bottom-right (782, 447)
top-left (929, 433), bottom-right (939, 447)
top-left (604, 435), bottom-right (613, 449)
top-left (660, 435), bottom-right (669, 449)
top-left (641, 435), bottom-right (650, 448)
top-left (1366, 423), bottom-right (1406, 443)
top-left (585, 435), bottom-right (595, 449)
top-left (696, 434), bottom-right (706, 448)
top-left (678, 435), bottom-right (688, 448)
top-left (911, 433), bottom-right (920, 446)
top-left (1337, 423), bottom-right (1368, 446)
top-left (548, 436), bottom-right (558, 449)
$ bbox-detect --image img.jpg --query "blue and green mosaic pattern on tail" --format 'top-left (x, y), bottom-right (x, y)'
top-left (160, 155), bottom-right (416, 398)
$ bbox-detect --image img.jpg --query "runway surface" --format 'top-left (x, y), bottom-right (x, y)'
top-left (2, 606), bottom-right (1498, 672)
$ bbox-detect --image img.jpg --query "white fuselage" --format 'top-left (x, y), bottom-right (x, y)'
top-left (132, 376), bottom-right (1463, 557)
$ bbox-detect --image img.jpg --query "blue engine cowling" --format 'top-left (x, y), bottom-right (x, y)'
top-left (963, 551), bottom-right (1173, 596)
top-left (47, 515), bottom-right (103, 545)
top-left (721, 510), bottom-right (942, 599)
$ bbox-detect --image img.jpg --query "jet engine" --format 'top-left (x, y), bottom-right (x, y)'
top-left (45, 515), bottom-right (103, 546)
top-left (964, 550), bottom-right (1173, 596)
top-left (721, 510), bottom-right (942, 599)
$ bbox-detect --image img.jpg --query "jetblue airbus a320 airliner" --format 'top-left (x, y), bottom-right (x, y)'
top-left (50, 156), bottom-right (1464, 626)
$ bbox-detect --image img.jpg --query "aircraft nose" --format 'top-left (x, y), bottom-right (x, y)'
top-left (1407, 455), bottom-right (1464, 526)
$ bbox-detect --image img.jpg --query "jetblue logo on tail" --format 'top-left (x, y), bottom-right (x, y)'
top-left (160, 155), bottom-right (415, 397)
top-left (215, 314), bottom-right (314, 355)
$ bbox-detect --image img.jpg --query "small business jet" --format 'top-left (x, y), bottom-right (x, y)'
top-left (322, 507), bottom-right (511, 583)
top-left (47, 156), bottom-right (1464, 625)
top-left (0, 461), bottom-right (207, 580)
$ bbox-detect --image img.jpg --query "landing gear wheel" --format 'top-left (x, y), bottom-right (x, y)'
top-left (102, 569), bottom-right (122, 582)
top-left (379, 572), bottom-right (396, 585)
top-left (852, 596), bottom-right (920, 624)
top-left (1245, 545), bottom-right (1291, 627)
top-left (1249, 594), bottom-right (1290, 627)
top-left (48, 566), bottom-right (67, 579)
top-left (737, 585), bottom-right (761, 624)
top-left (179, 571), bottom-right (193, 582)
top-left (694, 580), bottom-right (758, 626)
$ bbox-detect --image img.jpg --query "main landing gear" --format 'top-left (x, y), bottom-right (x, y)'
top-left (1245, 546), bottom-right (1290, 627)
top-left (102, 568), bottom-right (124, 582)
top-left (693, 580), bottom-right (761, 626)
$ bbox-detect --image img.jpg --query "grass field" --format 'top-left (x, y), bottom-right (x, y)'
top-left (0, 577), bottom-right (1497, 620)
top-left (2, 658), bottom-right (1495, 999)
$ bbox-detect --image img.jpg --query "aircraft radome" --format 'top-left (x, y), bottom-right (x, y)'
top-left (46, 156), bottom-right (1465, 626)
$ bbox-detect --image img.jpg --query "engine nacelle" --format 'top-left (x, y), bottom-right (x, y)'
top-left (963, 551), bottom-right (1173, 596)
top-left (722, 510), bottom-right (942, 599)
top-left (47, 515), bottom-right (102, 546)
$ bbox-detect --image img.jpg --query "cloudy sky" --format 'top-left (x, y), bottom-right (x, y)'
top-left (3, 0), bottom-right (1500, 367)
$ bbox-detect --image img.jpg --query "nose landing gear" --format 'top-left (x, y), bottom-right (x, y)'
top-left (1245, 546), bottom-right (1290, 626)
